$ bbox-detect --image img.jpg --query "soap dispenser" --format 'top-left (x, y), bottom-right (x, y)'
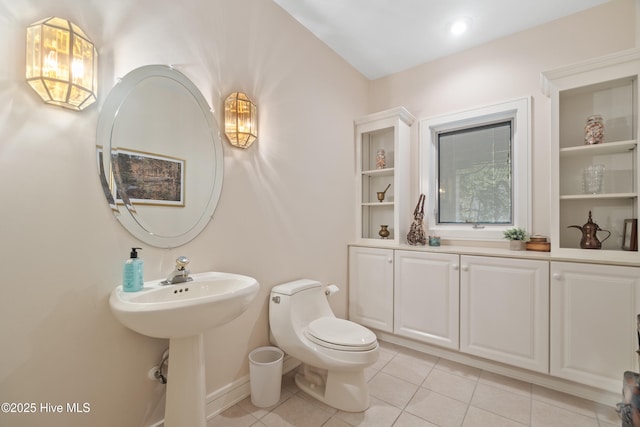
top-left (123, 247), bottom-right (144, 292)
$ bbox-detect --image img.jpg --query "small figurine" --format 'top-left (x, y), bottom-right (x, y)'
top-left (376, 149), bottom-right (386, 169)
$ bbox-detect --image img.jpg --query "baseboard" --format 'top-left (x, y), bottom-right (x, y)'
top-left (150, 355), bottom-right (300, 426)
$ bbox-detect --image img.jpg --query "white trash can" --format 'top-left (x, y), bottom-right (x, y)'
top-left (248, 346), bottom-right (284, 408)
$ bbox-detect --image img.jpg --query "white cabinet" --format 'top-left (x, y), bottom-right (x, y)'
top-left (550, 261), bottom-right (640, 392)
top-left (394, 251), bottom-right (459, 349)
top-left (348, 246), bottom-right (394, 332)
top-left (542, 49), bottom-right (640, 256)
top-left (355, 107), bottom-right (414, 245)
top-left (460, 255), bottom-right (549, 373)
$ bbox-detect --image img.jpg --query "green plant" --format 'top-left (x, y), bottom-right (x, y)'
top-left (503, 227), bottom-right (528, 241)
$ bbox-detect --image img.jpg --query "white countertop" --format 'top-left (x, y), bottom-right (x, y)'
top-left (349, 242), bottom-right (640, 267)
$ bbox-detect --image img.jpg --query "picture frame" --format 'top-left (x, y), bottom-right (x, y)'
top-left (113, 148), bottom-right (185, 207)
top-left (100, 148), bottom-right (185, 207)
top-left (622, 218), bottom-right (637, 251)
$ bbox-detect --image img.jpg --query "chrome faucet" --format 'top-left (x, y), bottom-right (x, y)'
top-left (161, 256), bottom-right (193, 285)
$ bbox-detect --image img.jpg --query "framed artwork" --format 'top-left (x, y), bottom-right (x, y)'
top-left (96, 147), bottom-right (186, 208)
top-left (622, 218), bottom-right (637, 251)
top-left (111, 148), bottom-right (185, 207)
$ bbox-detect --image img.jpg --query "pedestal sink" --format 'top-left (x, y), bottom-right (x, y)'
top-left (109, 271), bottom-right (259, 427)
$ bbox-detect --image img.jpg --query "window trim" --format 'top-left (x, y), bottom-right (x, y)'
top-left (419, 97), bottom-right (531, 241)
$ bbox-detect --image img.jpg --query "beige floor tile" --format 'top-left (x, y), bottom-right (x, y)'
top-left (322, 416), bottom-right (352, 427)
top-left (236, 393), bottom-right (294, 420)
top-left (208, 403), bottom-right (259, 427)
top-left (531, 399), bottom-right (599, 427)
top-left (260, 394), bottom-right (333, 427)
top-left (368, 371), bottom-right (420, 408)
top-left (392, 411), bottom-right (439, 426)
top-left (434, 359), bottom-right (482, 381)
top-left (478, 371), bottom-right (531, 397)
top-left (598, 420), bottom-right (621, 427)
top-left (378, 340), bottom-right (404, 354)
top-left (462, 406), bottom-right (527, 427)
top-left (405, 387), bottom-right (468, 427)
top-left (294, 388), bottom-right (338, 416)
top-left (531, 385), bottom-right (597, 418)
top-left (370, 346), bottom-right (396, 371)
top-left (382, 351), bottom-right (438, 385)
top-left (334, 396), bottom-right (403, 426)
top-left (422, 368), bottom-right (477, 403)
top-left (595, 402), bottom-right (622, 424)
top-left (470, 383), bottom-right (530, 425)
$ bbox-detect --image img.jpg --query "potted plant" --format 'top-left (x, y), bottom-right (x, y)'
top-left (503, 227), bottom-right (528, 250)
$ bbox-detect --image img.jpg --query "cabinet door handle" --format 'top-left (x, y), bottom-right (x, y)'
top-left (461, 265), bottom-right (468, 271)
top-left (552, 273), bottom-right (563, 280)
top-left (387, 258), bottom-right (393, 263)
top-left (452, 264), bottom-right (459, 271)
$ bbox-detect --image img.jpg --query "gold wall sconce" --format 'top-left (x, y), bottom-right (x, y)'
top-left (26, 17), bottom-right (98, 111)
top-left (224, 92), bottom-right (257, 148)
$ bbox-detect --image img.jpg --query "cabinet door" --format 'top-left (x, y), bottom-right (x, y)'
top-left (460, 256), bottom-right (549, 373)
top-left (550, 262), bottom-right (640, 392)
top-left (348, 246), bottom-right (394, 332)
top-left (394, 251), bottom-right (459, 349)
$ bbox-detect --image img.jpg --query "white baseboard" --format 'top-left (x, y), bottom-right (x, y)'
top-left (150, 355), bottom-right (300, 426)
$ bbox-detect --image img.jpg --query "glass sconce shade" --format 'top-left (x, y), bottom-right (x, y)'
top-left (224, 92), bottom-right (257, 148)
top-left (26, 17), bottom-right (98, 111)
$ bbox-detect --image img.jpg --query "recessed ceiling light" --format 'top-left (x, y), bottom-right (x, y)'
top-left (449, 18), bottom-right (471, 35)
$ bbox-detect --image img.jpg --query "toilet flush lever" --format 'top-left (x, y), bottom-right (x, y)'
top-left (325, 284), bottom-right (340, 296)
top-left (271, 296), bottom-right (281, 304)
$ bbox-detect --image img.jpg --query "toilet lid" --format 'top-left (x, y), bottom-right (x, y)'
top-left (305, 318), bottom-right (377, 351)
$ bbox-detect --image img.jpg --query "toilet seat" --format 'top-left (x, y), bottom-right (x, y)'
top-left (305, 318), bottom-right (377, 351)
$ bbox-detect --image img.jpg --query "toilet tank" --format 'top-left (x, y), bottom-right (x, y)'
top-left (270, 279), bottom-right (335, 327)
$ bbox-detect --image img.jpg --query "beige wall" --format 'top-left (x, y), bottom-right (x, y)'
top-left (0, 1), bottom-right (366, 426)
top-left (0, 0), bottom-right (635, 426)
top-left (369, 0), bottom-right (636, 238)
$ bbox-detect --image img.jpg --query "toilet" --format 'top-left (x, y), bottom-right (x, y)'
top-left (269, 279), bottom-right (379, 412)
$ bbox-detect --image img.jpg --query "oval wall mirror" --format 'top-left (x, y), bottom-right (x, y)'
top-left (97, 65), bottom-right (223, 248)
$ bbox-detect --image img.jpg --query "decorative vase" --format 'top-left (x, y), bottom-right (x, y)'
top-left (584, 115), bottom-right (604, 145)
top-left (378, 225), bottom-right (390, 239)
top-left (376, 149), bottom-right (386, 169)
top-left (509, 240), bottom-right (526, 251)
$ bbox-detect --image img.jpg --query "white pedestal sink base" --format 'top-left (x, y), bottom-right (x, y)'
top-left (165, 334), bottom-right (206, 427)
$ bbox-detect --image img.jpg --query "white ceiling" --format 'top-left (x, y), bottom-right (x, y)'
top-left (273, 0), bottom-right (613, 80)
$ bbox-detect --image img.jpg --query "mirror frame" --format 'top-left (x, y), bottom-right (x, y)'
top-left (97, 65), bottom-right (224, 248)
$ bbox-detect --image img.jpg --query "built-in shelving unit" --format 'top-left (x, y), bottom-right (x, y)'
top-left (542, 48), bottom-right (640, 257)
top-left (355, 107), bottom-right (414, 246)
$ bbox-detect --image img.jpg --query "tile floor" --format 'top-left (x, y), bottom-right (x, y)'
top-left (209, 341), bottom-right (622, 427)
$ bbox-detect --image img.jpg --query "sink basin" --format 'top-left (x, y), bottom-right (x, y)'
top-left (109, 271), bottom-right (259, 338)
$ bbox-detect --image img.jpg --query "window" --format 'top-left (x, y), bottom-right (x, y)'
top-left (420, 97), bottom-right (531, 240)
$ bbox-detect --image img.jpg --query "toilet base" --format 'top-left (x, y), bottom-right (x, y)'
top-left (294, 365), bottom-right (370, 412)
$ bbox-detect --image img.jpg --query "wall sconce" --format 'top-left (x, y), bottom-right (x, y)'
top-left (25, 17), bottom-right (98, 111)
top-left (224, 92), bottom-right (257, 148)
